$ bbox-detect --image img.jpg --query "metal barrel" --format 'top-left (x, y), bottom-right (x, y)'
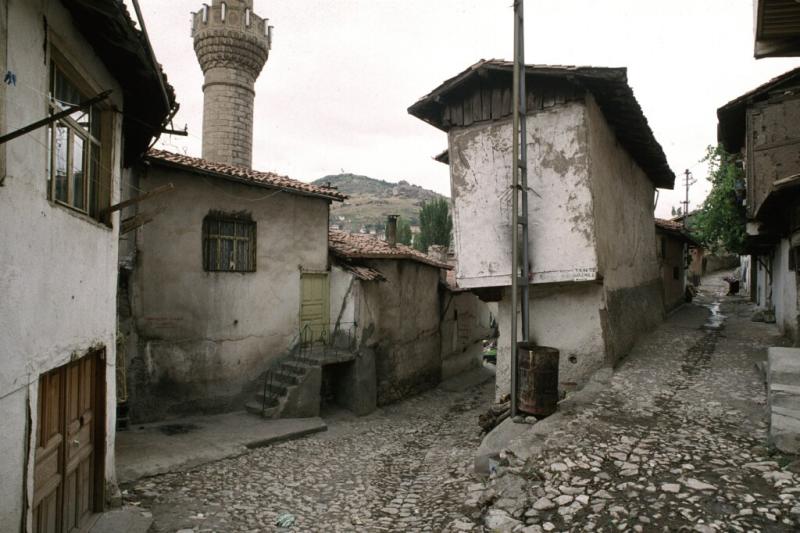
top-left (516, 343), bottom-right (559, 417)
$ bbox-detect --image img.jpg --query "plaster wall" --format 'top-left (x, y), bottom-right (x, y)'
top-left (128, 165), bottom-right (329, 421)
top-left (358, 260), bottom-right (442, 405)
top-left (494, 284), bottom-right (607, 401)
top-left (774, 239), bottom-right (799, 342)
top-left (0, 1), bottom-right (124, 527)
top-left (329, 264), bottom-right (360, 347)
top-left (448, 101), bottom-right (598, 289)
top-left (585, 95), bottom-right (664, 361)
top-left (440, 292), bottom-right (493, 380)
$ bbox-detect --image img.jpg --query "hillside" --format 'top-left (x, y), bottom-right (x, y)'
top-left (312, 174), bottom-right (446, 232)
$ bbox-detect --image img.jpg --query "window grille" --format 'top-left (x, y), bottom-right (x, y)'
top-left (202, 214), bottom-right (256, 272)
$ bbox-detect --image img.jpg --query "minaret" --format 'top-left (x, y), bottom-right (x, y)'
top-left (191, 0), bottom-right (272, 168)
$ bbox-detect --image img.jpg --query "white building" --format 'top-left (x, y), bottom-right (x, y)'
top-left (0, 1), bottom-right (174, 529)
top-left (409, 61), bottom-right (675, 400)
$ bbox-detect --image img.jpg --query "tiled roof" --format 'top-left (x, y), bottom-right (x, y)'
top-left (655, 218), bottom-right (700, 246)
top-left (334, 260), bottom-right (385, 282)
top-left (329, 230), bottom-right (452, 270)
top-left (146, 149), bottom-right (347, 201)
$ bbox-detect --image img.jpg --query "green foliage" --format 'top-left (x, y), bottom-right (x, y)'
top-left (397, 217), bottom-right (413, 246)
top-left (415, 198), bottom-right (453, 252)
top-left (692, 145), bottom-right (747, 255)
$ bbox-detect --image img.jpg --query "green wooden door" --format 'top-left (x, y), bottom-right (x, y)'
top-left (300, 272), bottom-right (330, 344)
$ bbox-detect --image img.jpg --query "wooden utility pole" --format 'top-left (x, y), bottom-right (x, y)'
top-left (510, 0), bottom-right (531, 419)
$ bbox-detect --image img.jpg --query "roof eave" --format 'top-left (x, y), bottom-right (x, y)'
top-left (146, 157), bottom-right (346, 202)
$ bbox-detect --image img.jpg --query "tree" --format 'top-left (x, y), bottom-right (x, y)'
top-left (691, 145), bottom-right (747, 255)
top-left (415, 198), bottom-right (453, 252)
top-left (397, 217), bottom-right (413, 246)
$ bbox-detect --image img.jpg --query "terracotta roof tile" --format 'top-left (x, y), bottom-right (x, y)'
top-left (335, 261), bottom-right (385, 282)
top-left (329, 230), bottom-right (452, 270)
top-left (655, 218), bottom-right (700, 246)
top-left (146, 149), bottom-right (347, 201)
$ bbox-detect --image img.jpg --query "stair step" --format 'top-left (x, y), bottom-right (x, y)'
top-left (272, 372), bottom-right (300, 386)
top-left (245, 401), bottom-right (280, 418)
top-left (279, 360), bottom-right (313, 375)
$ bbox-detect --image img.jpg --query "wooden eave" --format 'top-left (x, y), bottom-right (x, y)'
top-left (755, 0), bottom-right (800, 58)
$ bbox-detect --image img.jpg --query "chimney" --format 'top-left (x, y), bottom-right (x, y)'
top-left (192, 0), bottom-right (272, 168)
top-left (386, 215), bottom-right (398, 247)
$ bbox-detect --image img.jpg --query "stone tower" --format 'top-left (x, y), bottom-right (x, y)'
top-left (192, 0), bottom-right (272, 168)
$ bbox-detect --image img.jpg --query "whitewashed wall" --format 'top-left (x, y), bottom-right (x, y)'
top-left (0, 0), bottom-right (124, 527)
top-left (448, 101), bottom-right (598, 289)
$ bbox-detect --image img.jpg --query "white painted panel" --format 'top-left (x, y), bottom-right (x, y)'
top-left (449, 102), bottom-right (597, 289)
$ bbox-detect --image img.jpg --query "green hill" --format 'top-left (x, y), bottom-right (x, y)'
top-left (312, 174), bottom-right (446, 232)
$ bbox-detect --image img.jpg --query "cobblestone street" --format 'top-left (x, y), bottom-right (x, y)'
top-left (123, 274), bottom-right (800, 533)
top-left (123, 375), bottom-right (493, 532)
top-left (459, 274), bottom-right (800, 532)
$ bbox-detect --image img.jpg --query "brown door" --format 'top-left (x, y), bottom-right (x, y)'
top-left (33, 351), bottom-right (102, 533)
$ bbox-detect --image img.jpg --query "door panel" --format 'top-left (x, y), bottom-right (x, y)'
top-left (300, 273), bottom-right (330, 343)
top-left (32, 351), bottom-right (100, 533)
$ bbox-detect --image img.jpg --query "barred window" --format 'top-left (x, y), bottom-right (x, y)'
top-left (202, 214), bottom-right (256, 272)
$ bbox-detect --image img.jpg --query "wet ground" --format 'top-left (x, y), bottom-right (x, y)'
top-left (458, 272), bottom-right (799, 532)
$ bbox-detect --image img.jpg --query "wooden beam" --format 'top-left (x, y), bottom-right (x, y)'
top-left (101, 183), bottom-right (174, 216)
top-left (120, 206), bottom-right (166, 234)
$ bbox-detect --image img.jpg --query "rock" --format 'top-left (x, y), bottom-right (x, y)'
top-left (484, 509), bottom-right (522, 532)
top-left (542, 522), bottom-right (555, 532)
top-left (661, 483), bottom-right (680, 494)
top-left (554, 494), bottom-right (573, 506)
top-left (593, 489), bottom-right (613, 499)
top-left (532, 497), bottom-right (556, 511)
top-left (449, 519), bottom-right (476, 531)
top-left (683, 478), bottom-right (717, 491)
top-left (550, 463), bottom-right (568, 472)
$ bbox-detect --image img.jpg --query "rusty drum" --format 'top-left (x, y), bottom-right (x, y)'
top-left (517, 343), bottom-right (559, 417)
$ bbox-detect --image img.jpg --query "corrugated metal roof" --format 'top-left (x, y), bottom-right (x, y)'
top-left (146, 150), bottom-right (347, 201)
top-left (328, 230), bottom-right (452, 270)
top-left (408, 60), bottom-right (675, 189)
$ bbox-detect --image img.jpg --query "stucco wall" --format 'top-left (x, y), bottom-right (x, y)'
top-left (774, 239), bottom-right (799, 342)
top-left (448, 102), bottom-right (598, 289)
top-left (440, 291), bottom-right (493, 380)
top-left (0, 0), bottom-right (124, 527)
top-left (358, 260), bottom-right (442, 405)
top-left (127, 165), bottom-right (329, 421)
top-left (657, 232), bottom-right (686, 312)
top-left (585, 95), bottom-right (664, 361)
top-left (495, 284), bottom-right (607, 401)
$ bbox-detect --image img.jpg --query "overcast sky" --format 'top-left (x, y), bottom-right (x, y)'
top-left (129, 0), bottom-right (799, 218)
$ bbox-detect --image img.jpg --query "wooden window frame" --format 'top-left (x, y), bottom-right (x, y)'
top-left (46, 48), bottom-right (112, 222)
top-left (202, 213), bottom-right (257, 273)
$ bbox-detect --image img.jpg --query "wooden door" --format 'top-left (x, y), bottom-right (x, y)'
top-left (32, 351), bottom-right (101, 533)
top-left (300, 272), bottom-right (330, 344)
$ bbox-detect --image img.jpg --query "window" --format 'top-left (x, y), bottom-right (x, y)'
top-left (47, 60), bottom-right (105, 218)
top-left (202, 213), bottom-right (256, 272)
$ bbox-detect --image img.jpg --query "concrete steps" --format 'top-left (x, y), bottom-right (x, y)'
top-left (767, 347), bottom-right (800, 454)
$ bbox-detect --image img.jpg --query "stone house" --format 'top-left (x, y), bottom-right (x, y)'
top-left (119, 150), bottom-right (346, 423)
top-left (409, 60), bottom-right (675, 400)
top-left (328, 227), bottom-right (492, 407)
top-left (718, 66), bottom-right (800, 343)
top-left (655, 219), bottom-right (698, 311)
top-left (0, 0), bottom-right (174, 529)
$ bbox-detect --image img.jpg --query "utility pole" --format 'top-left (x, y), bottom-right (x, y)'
top-left (510, 0), bottom-right (531, 419)
top-left (682, 169), bottom-right (695, 229)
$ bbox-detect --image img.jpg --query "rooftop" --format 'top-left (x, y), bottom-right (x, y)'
top-left (718, 66), bottom-right (800, 153)
top-left (655, 218), bottom-right (700, 246)
top-left (328, 230), bottom-right (452, 270)
top-left (408, 60), bottom-right (675, 189)
top-left (146, 150), bottom-right (347, 201)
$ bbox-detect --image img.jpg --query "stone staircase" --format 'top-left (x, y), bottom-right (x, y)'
top-left (246, 345), bottom-right (356, 419)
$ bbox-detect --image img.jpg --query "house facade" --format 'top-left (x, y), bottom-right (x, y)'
top-left (409, 61), bottom-right (675, 400)
top-left (718, 67), bottom-right (800, 343)
top-left (0, 0), bottom-right (173, 530)
top-left (120, 151), bottom-right (345, 422)
top-left (655, 219), bottom-right (697, 311)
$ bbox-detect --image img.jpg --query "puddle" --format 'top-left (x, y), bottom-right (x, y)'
top-left (702, 301), bottom-right (726, 331)
top-left (157, 423), bottom-right (200, 436)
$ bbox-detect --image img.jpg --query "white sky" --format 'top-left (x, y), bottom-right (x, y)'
top-left (129, 0), bottom-right (800, 218)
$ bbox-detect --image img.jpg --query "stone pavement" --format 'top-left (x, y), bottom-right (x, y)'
top-left (122, 368), bottom-right (495, 532)
top-left (451, 272), bottom-right (800, 532)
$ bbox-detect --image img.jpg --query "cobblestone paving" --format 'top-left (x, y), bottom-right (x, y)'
top-left (452, 273), bottom-right (800, 533)
top-left (123, 379), bottom-right (493, 532)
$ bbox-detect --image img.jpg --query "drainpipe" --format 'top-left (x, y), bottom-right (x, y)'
top-left (386, 215), bottom-right (398, 247)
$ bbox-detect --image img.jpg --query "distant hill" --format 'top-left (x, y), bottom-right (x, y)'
top-left (312, 174), bottom-right (446, 233)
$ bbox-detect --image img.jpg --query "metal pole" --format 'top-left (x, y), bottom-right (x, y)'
top-left (518, 0), bottom-right (530, 344)
top-left (510, 0), bottom-right (528, 419)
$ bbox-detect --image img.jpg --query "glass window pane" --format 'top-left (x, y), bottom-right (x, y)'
top-left (237, 240), bottom-right (249, 271)
top-left (72, 135), bottom-right (85, 210)
top-left (89, 144), bottom-right (100, 216)
top-left (220, 221), bottom-right (235, 237)
top-left (90, 106), bottom-right (101, 140)
top-left (54, 124), bottom-right (68, 203)
top-left (220, 238), bottom-right (234, 271)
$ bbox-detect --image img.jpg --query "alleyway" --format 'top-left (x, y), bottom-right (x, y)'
top-left (466, 272), bottom-right (799, 532)
top-left (123, 272), bottom-right (799, 533)
top-left (123, 374), bottom-right (493, 532)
